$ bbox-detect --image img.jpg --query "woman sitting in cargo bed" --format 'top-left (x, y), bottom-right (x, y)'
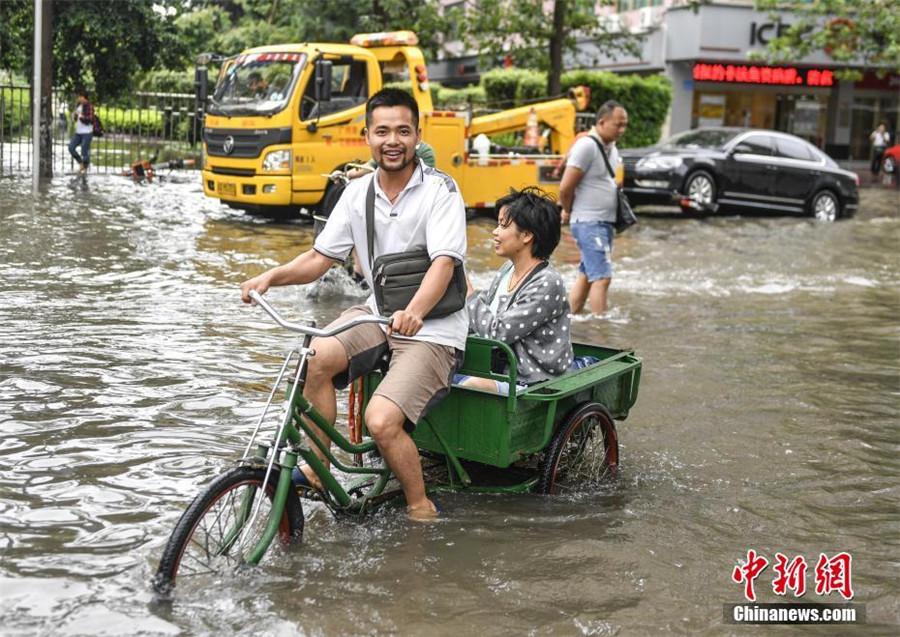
top-left (456, 187), bottom-right (574, 394)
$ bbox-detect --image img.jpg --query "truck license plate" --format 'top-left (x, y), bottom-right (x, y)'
top-left (217, 181), bottom-right (236, 196)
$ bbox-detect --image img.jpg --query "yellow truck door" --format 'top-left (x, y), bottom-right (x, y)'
top-left (291, 53), bottom-right (380, 208)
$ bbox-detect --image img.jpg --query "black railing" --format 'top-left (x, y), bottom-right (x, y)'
top-left (0, 84), bottom-right (203, 175)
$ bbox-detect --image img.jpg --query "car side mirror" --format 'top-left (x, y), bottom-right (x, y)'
top-left (732, 143), bottom-right (753, 154)
top-left (314, 59), bottom-right (333, 103)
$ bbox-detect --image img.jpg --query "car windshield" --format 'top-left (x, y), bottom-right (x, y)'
top-left (660, 129), bottom-right (741, 150)
top-left (208, 53), bottom-right (306, 117)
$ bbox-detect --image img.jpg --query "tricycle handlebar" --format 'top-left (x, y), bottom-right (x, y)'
top-left (249, 290), bottom-right (391, 337)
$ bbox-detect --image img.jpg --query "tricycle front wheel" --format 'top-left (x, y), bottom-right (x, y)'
top-left (538, 402), bottom-right (618, 495)
top-left (153, 465), bottom-right (304, 597)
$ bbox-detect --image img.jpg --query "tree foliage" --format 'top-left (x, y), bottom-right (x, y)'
top-left (754, 0), bottom-right (900, 79)
top-left (172, 0), bottom-right (450, 62)
top-left (0, 0), bottom-right (186, 99)
top-left (460, 0), bottom-right (643, 96)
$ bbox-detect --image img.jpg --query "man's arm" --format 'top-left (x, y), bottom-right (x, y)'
top-left (240, 249), bottom-right (336, 303)
top-left (388, 256), bottom-right (456, 337)
top-left (558, 165), bottom-right (585, 225)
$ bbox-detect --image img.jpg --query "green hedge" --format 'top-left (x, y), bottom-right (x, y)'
top-left (137, 69), bottom-right (196, 95)
top-left (477, 68), bottom-right (672, 148)
top-left (431, 82), bottom-right (487, 109)
top-left (480, 68), bottom-right (535, 108)
top-left (382, 81), bottom-right (487, 110)
top-left (1, 87), bottom-right (30, 134)
top-left (96, 106), bottom-right (164, 135)
top-left (561, 70), bottom-right (672, 148)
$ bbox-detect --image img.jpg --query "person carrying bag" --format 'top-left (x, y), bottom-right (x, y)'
top-left (589, 137), bottom-right (637, 234)
top-left (365, 178), bottom-right (467, 319)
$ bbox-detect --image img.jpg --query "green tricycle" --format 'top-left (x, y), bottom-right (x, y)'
top-left (153, 290), bottom-right (642, 596)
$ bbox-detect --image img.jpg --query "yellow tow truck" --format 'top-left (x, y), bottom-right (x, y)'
top-left (196, 31), bottom-right (589, 214)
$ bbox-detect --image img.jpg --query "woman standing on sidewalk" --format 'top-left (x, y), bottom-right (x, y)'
top-left (68, 88), bottom-right (94, 174)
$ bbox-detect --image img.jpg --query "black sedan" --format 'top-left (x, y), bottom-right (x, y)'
top-left (620, 127), bottom-right (859, 221)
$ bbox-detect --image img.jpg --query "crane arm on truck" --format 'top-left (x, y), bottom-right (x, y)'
top-left (467, 86), bottom-right (591, 156)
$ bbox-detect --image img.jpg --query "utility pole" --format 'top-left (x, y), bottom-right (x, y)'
top-left (32, 0), bottom-right (53, 190)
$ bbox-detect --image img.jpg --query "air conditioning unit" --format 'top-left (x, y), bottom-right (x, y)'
top-left (599, 14), bottom-right (624, 33)
top-left (638, 7), bottom-right (655, 30)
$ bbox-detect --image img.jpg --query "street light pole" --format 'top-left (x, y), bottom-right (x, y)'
top-left (32, 0), bottom-right (53, 191)
top-left (32, 0), bottom-right (43, 192)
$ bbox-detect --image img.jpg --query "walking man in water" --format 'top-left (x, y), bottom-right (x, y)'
top-left (558, 100), bottom-right (628, 315)
top-left (240, 88), bottom-right (467, 519)
top-left (68, 88), bottom-right (94, 175)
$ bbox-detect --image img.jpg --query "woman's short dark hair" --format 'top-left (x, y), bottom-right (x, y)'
top-left (366, 88), bottom-right (419, 129)
top-left (496, 187), bottom-right (561, 260)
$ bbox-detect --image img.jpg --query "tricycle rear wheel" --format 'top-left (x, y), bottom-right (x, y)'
top-left (538, 402), bottom-right (618, 495)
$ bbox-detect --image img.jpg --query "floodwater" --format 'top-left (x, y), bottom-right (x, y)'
top-left (1, 173), bottom-right (898, 636)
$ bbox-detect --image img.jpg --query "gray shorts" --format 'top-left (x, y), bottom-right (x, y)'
top-left (326, 305), bottom-right (463, 429)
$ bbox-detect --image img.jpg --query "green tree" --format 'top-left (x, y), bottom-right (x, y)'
top-left (754, 0), bottom-right (900, 79)
top-left (171, 0), bottom-right (449, 61)
top-left (461, 0), bottom-right (643, 96)
top-left (0, 0), bottom-right (187, 99)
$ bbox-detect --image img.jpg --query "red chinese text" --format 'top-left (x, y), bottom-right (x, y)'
top-left (814, 552), bottom-right (854, 600)
top-left (732, 549), bottom-right (769, 602)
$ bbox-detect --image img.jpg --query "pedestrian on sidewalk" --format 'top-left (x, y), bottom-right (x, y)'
top-left (869, 123), bottom-right (890, 175)
top-left (68, 88), bottom-right (94, 174)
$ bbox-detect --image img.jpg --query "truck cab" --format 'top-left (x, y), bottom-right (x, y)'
top-left (199, 31), bottom-right (588, 215)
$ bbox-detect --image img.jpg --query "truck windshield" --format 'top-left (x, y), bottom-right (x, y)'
top-left (208, 53), bottom-right (306, 117)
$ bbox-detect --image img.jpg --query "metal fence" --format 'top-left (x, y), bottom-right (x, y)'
top-left (1, 84), bottom-right (202, 175)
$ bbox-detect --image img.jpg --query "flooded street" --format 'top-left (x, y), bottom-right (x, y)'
top-left (1, 173), bottom-right (898, 635)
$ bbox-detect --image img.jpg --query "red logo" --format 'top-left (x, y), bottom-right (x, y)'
top-left (732, 551), bottom-right (854, 601)
top-left (814, 552), bottom-right (854, 600)
top-left (732, 550), bottom-right (769, 602)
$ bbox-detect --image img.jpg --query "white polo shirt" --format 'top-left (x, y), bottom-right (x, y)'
top-left (314, 162), bottom-right (468, 351)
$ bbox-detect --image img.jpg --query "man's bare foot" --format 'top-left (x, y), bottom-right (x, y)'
top-left (407, 500), bottom-right (441, 522)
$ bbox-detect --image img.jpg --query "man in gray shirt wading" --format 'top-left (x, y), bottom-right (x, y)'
top-left (558, 100), bottom-right (629, 315)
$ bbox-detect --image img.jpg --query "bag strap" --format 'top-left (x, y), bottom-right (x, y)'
top-left (588, 136), bottom-right (617, 186)
top-left (366, 177), bottom-right (376, 270)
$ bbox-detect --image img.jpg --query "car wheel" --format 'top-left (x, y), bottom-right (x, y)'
top-left (684, 170), bottom-right (716, 207)
top-left (883, 155), bottom-right (896, 174)
top-left (810, 190), bottom-right (840, 222)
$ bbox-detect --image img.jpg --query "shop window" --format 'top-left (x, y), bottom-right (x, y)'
top-left (775, 137), bottom-right (814, 161)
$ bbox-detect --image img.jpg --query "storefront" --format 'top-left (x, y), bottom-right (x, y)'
top-left (663, 4), bottom-right (900, 159)
top-left (429, 2), bottom-right (899, 159)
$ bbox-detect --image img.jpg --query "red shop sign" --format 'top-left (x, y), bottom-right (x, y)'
top-left (693, 63), bottom-right (834, 87)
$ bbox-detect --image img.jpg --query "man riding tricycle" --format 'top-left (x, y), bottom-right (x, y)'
top-left (153, 88), bottom-right (641, 597)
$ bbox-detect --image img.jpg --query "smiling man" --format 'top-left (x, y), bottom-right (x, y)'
top-left (240, 88), bottom-right (467, 519)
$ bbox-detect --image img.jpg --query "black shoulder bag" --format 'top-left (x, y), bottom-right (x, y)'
top-left (365, 178), bottom-right (467, 318)
top-left (589, 137), bottom-right (637, 234)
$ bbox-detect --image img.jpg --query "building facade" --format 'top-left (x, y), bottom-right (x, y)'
top-left (428, 1), bottom-right (899, 159)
